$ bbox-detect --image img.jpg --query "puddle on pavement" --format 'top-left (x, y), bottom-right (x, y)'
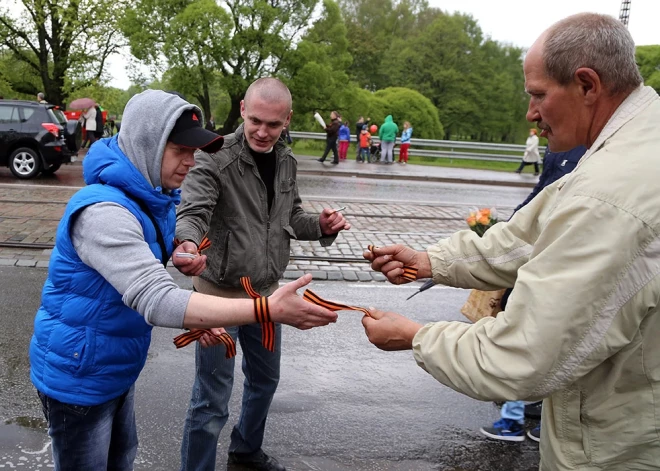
top-left (0, 418), bottom-right (53, 468)
top-left (4, 416), bottom-right (47, 429)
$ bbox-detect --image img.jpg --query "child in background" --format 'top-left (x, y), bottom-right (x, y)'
top-left (399, 121), bottom-right (413, 164)
top-left (338, 120), bottom-right (351, 161)
top-left (358, 126), bottom-right (371, 163)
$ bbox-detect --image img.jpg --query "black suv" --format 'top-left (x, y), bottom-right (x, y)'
top-left (0, 100), bottom-right (81, 179)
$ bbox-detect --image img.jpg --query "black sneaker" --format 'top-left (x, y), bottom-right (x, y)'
top-left (479, 418), bottom-right (525, 442)
top-left (227, 449), bottom-right (286, 471)
top-left (524, 401), bottom-right (542, 419)
top-left (317, 158), bottom-right (325, 163)
top-left (527, 425), bottom-right (541, 443)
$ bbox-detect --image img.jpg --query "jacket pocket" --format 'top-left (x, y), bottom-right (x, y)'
top-left (558, 388), bottom-right (591, 466)
top-left (218, 231), bottom-right (231, 281)
top-left (47, 324), bottom-right (89, 376)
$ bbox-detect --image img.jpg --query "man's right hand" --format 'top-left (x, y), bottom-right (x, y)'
top-left (172, 240), bottom-right (207, 276)
top-left (268, 274), bottom-right (338, 329)
top-left (363, 244), bottom-right (432, 284)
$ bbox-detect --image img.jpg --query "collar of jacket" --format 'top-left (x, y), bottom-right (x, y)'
top-left (565, 86), bottom-right (658, 183)
top-left (233, 123), bottom-right (291, 177)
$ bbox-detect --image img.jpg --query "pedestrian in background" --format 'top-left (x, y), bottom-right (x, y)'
top-left (354, 116), bottom-right (369, 159)
top-left (358, 125), bottom-right (371, 163)
top-left (338, 119), bottom-right (351, 161)
top-left (94, 105), bottom-right (104, 142)
top-left (398, 121), bottom-right (412, 164)
top-left (37, 92), bottom-right (47, 104)
top-left (515, 128), bottom-right (540, 175)
top-left (378, 115), bottom-right (398, 164)
top-left (205, 115), bottom-right (216, 132)
top-left (81, 105), bottom-right (97, 149)
top-left (317, 111), bottom-right (341, 165)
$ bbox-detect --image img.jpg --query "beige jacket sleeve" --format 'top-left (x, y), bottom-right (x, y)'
top-left (414, 187), bottom-right (653, 402)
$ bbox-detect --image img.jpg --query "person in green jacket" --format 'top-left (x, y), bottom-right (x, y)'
top-left (378, 115), bottom-right (398, 164)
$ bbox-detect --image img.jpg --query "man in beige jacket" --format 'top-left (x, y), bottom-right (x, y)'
top-left (362, 13), bottom-right (660, 471)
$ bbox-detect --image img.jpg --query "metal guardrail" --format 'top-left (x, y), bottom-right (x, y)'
top-left (289, 131), bottom-right (546, 163)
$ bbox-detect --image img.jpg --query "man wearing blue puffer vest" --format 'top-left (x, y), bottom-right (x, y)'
top-left (28, 89), bottom-right (337, 471)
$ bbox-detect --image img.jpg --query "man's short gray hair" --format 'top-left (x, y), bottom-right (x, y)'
top-left (244, 78), bottom-right (292, 111)
top-left (543, 13), bottom-right (643, 95)
top-left (37, 92), bottom-right (45, 100)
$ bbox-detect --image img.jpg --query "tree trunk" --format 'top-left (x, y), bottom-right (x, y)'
top-left (220, 93), bottom-right (244, 135)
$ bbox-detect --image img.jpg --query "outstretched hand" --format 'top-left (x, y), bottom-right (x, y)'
top-left (269, 274), bottom-right (338, 330)
top-left (363, 244), bottom-right (432, 284)
top-left (319, 208), bottom-right (351, 235)
top-left (361, 308), bottom-right (423, 351)
top-left (172, 240), bottom-right (207, 276)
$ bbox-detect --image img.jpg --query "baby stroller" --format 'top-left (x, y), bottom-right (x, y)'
top-left (369, 142), bottom-right (381, 163)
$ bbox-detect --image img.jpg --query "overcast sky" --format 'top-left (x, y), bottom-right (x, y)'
top-left (6, 0), bottom-right (660, 90)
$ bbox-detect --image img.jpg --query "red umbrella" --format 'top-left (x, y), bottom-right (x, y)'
top-left (69, 98), bottom-right (96, 110)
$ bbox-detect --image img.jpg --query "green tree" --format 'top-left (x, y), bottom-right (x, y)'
top-left (123, 0), bottom-right (342, 134)
top-left (0, 0), bottom-right (126, 106)
top-left (282, 0), bottom-right (352, 131)
top-left (380, 11), bottom-right (527, 142)
top-left (339, 0), bottom-right (431, 90)
top-left (370, 87), bottom-right (443, 139)
top-left (637, 45), bottom-right (660, 93)
top-left (122, 0), bottom-right (232, 122)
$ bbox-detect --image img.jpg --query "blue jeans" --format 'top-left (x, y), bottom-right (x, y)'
top-left (38, 386), bottom-right (138, 471)
top-left (501, 400), bottom-right (525, 424)
top-left (180, 323), bottom-right (282, 470)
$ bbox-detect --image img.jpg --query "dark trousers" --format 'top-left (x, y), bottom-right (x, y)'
top-left (38, 386), bottom-right (138, 471)
top-left (319, 137), bottom-right (338, 163)
top-left (515, 161), bottom-right (540, 174)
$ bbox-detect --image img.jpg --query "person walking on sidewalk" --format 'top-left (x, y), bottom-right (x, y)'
top-left (318, 111), bottom-right (341, 164)
top-left (28, 89), bottom-right (338, 471)
top-left (338, 119), bottom-right (351, 161)
top-left (81, 105), bottom-right (98, 149)
top-left (398, 121), bottom-right (412, 164)
top-left (378, 115), bottom-right (398, 164)
top-left (515, 128), bottom-right (541, 175)
top-left (176, 78), bottom-right (350, 471)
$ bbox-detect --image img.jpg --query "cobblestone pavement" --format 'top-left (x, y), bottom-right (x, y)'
top-left (0, 185), bottom-right (513, 281)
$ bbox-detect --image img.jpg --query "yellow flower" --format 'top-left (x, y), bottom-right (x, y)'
top-left (466, 216), bottom-right (477, 227)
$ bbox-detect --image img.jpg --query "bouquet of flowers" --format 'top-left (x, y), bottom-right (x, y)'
top-left (466, 207), bottom-right (498, 237)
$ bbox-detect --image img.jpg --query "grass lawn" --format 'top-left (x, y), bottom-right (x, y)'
top-left (290, 141), bottom-right (521, 173)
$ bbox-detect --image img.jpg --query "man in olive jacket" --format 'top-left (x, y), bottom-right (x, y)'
top-left (175, 78), bottom-right (349, 471)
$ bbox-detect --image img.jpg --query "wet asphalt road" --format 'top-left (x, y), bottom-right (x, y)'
top-left (296, 175), bottom-right (530, 209)
top-left (0, 267), bottom-right (540, 471)
top-left (0, 161), bottom-right (531, 210)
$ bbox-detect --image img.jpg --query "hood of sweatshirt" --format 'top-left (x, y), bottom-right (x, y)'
top-left (384, 115), bottom-right (394, 124)
top-left (117, 89), bottom-right (204, 189)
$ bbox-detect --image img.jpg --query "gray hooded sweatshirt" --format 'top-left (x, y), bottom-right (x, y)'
top-left (71, 90), bottom-right (201, 328)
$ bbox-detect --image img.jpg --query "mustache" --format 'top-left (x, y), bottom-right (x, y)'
top-left (536, 122), bottom-right (551, 132)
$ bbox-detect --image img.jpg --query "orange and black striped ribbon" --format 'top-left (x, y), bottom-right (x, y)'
top-left (302, 288), bottom-right (373, 319)
top-left (172, 235), bottom-right (239, 358)
top-left (173, 329), bottom-right (237, 358)
top-left (241, 277), bottom-right (276, 353)
top-left (367, 244), bottom-right (418, 282)
top-left (171, 276), bottom-right (276, 356)
top-left (173, 236), bottom-right (211, 254)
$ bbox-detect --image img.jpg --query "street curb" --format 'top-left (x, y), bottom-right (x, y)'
top-left (297, 169), bottom-right (536, 188)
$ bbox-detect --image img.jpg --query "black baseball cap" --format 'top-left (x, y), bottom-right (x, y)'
top-left (168, 109), bottom-right (224, 153)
